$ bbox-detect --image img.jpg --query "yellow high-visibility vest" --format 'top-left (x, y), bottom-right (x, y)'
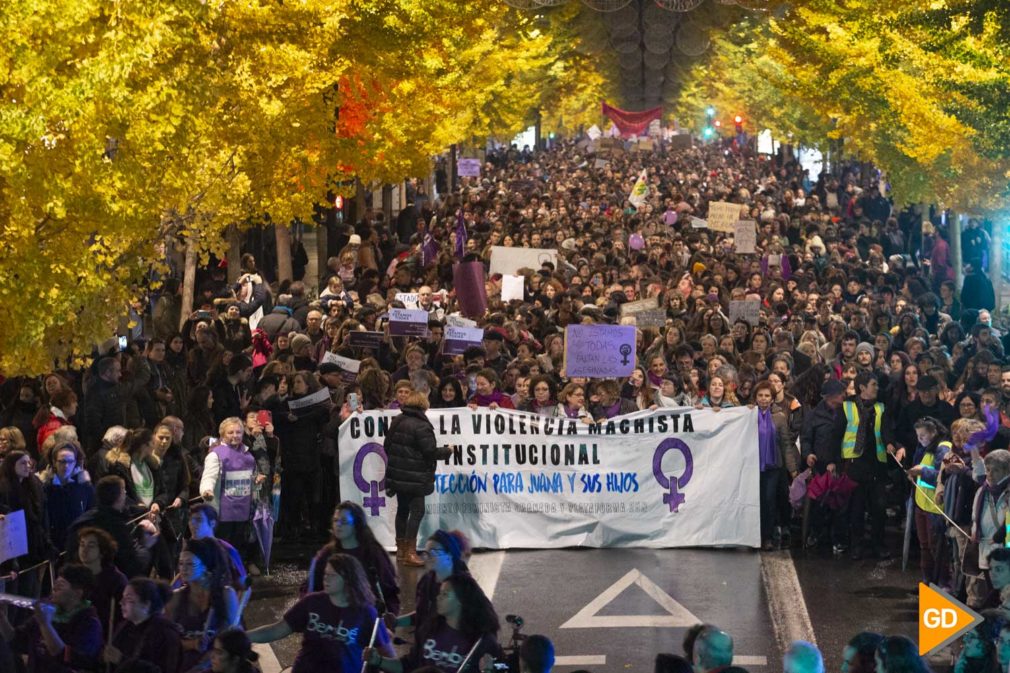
top-left (913, 441), bottom-right (951, 515)
top-left (841, 400), bottom-right (886, 463)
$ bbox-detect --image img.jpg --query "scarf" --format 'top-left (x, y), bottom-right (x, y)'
top-left (471, 391), bottom-right (506, 407)
top-left (563, 405), bottom-right (581, 419)
top-left (758, 407), bottom-right (777, 471)
top-left (647, 371), bottom-right (663, 388)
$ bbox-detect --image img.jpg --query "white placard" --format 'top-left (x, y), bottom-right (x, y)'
top-left (734, 221), bottom-right (757, 254)
top-left (586, 125), bottom-right (602, 140)
top-left (248, 306), bottom-right (264, 331)
top-left (489, 246), bottom-right (559, 277)
top-left (394, 292), bottom-right (419, 308)
top-left (322, 351), bottom-right (361, 376)
top-left (691, 217), bottom-right (708, 229)
top-left (729, 299), bottom-right (761, 326)
top-left (446, 314), bottom-right (477, 328)
top-left (339, 407), bottom-right (760, 549)
top-left (0, 510), bottom-right (27, 563)
top-left (501, 274), bottom-right (525, 302)
top-left (287, 387), bottom-right (332, 411)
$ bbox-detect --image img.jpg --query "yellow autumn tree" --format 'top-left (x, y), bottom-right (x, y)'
top-left (0, 0), bottom-right (352, 374)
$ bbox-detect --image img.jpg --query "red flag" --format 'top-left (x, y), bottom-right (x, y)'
top-left (601, 101), bottom-right (662, 136)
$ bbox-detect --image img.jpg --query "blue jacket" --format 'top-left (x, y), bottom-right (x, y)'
top-left (44, 474), bottom-right (95, 554)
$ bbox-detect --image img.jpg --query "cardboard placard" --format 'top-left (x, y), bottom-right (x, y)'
top-left (735, 220), bottom-right (757, 254)
top-left (707, 201), bottom-right (742, 233)
top-left (501, 274), bottom-right (525, 302)
top-left (394, 292), bottom-right (419, 308)
top-left (489, 247), bottom-right (558, 277)
top-left (729, 299), bottom-right (761, 326)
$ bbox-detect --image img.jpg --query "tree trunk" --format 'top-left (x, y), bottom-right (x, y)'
top-left (275, 223), bottom-right (293, 284)
top-left (180, 234), bottom-right (198, 330)
top-left (950, 211), bottom-right (963, 290)
top-left (381, 184), bottom-right (393, 225)
top-left (226, 224), bottom-right (242, 283)
top-left (991, 219), bottom-right (1003, 307)
top-left (450, 144), bottom-right (458, 193)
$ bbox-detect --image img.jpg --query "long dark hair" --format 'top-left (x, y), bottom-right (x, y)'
top-left (438, 573), bottom-right (500, 642)
top-left (326, 554), bottom-right (375, 609)
top-left (329, 501), bottom-right (381, 552)
top-left (216, 627), bottom-right (259, 673)
top-left (0, 450), bottom-right (43, 517)
top-left (181, 537), bottom-right (232, 625)
top-left (876, 636), bottom-right (931, 673)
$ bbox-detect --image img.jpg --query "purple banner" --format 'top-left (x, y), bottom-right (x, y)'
top-left (453, 261), bottom-right (487, 319)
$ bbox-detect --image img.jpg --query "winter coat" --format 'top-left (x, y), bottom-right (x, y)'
top-left (384, 406), bottom-right (443, 497)
top-left (274, 397), bottom-right (329, 473)
top-left (67, 506), bottom-right (151, 579)
top-left (257, 306), bottom-right (300, 342)
top-left (82, 378), bottom-right (126, 453)
top-left (800, 399), bottom-right (841, 473)
top-left (105, 449), bottom-right (164, 509)
top-left (43, 472), bottom-right (95, 554)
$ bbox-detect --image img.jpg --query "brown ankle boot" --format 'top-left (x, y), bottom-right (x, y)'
top-left (395, 538), bottom-right (406, 563)
top-left (402, 541), bottom-right (424, 567)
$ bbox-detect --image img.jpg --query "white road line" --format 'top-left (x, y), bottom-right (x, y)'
top-left (556, 655), bottom-right (608, 666)
top-left (252, 643), bottom-right (283, 673)
top-left (469, 550), bottom-right (507, 600)
top-left (734, 655), bottom-right (769, 666)
top-left (760, 550), bottom-right (817, 652)
top-left (561, 568), bottom-right (700, 628)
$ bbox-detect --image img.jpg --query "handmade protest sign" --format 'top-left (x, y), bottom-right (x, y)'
top-left (564, 324), bottom-right (637, 378)
top-left (446, 314), bottom-right (477, 328)
top-left (0, 510), bottom-right (27, 563)
top-left (489, 246), bottom-right (558, 277)
top-left (707, 201), bottom-right (742, 233)
top-left (729, 299), bottom-right (761, 326)
top-left (394, 292), bottom-right (419, 308)
top-left (388, 308), bottom-right (429, 337)
top-left (735, 220), bottom-right (757, 254)
top-left (457, 158), bottom-right (481, 177)
top-left (443, 325), bottom-right (485, 356)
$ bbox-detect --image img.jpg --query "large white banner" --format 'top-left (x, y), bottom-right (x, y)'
top-left (338, 407), bottom-right (760, 549)
top-left (488, 246), bottom-right (559, 277)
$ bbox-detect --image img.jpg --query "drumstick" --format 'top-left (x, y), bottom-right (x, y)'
top-left (360, 616), bottom-right (381, 673)
top-left (456, 635), bottom-right (484, 673)
top-left (889, 451), bottom-right (970, 538)
top-left (107, 598), bottom-right (116, 673)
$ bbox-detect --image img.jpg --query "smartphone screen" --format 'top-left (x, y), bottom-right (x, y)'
top-left (118, 336), bottom-right (128, 352)
top-left (256, 410), bottom-right (272, 427)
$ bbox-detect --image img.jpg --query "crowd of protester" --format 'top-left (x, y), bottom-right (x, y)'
top-left (0, 133), bottom-right (1007, 671)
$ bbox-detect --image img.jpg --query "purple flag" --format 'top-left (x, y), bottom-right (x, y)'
top-left (420, 232), bottom-right (438, 268)
top-left (454, 209), bottom-right (467, 259)
top-left (453, 261), bottom-right (487, 318)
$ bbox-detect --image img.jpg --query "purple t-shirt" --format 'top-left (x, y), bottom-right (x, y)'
top-left (406, 621), bottom-right (497, 673)
top-left (283, 592), bottom-right (390, 673)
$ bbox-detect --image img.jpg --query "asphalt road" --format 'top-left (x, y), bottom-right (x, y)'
top-left (244, 528), bottom-right (922, 673)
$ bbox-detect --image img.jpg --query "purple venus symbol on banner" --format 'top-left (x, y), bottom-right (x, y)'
top-left (353, 442), bottom-right (388, 515)
top-left (653, 438), bottom-right (694, 512)
top-left (619, 344), bottom-right (632, 366)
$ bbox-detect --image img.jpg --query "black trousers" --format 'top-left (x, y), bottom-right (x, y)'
top-left (848, 476), bottom-right (886, 550)
top-left (395, 493), bottom-right (426, 543)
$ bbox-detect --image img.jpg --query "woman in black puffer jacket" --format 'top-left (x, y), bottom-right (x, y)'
top-left (384, 391), bottom-right (447, 567)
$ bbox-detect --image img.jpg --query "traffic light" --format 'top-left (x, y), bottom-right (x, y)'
top-left (706, 106), bottom-right (716, 117)
top-left (703, 126), bottom-right (715, 139)
top-left (734, 115), bottom-right (744, 134)
top-left (714, 120), bottom-right (721, 128)
top-left (334, 195), bottom-right (344, 209)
